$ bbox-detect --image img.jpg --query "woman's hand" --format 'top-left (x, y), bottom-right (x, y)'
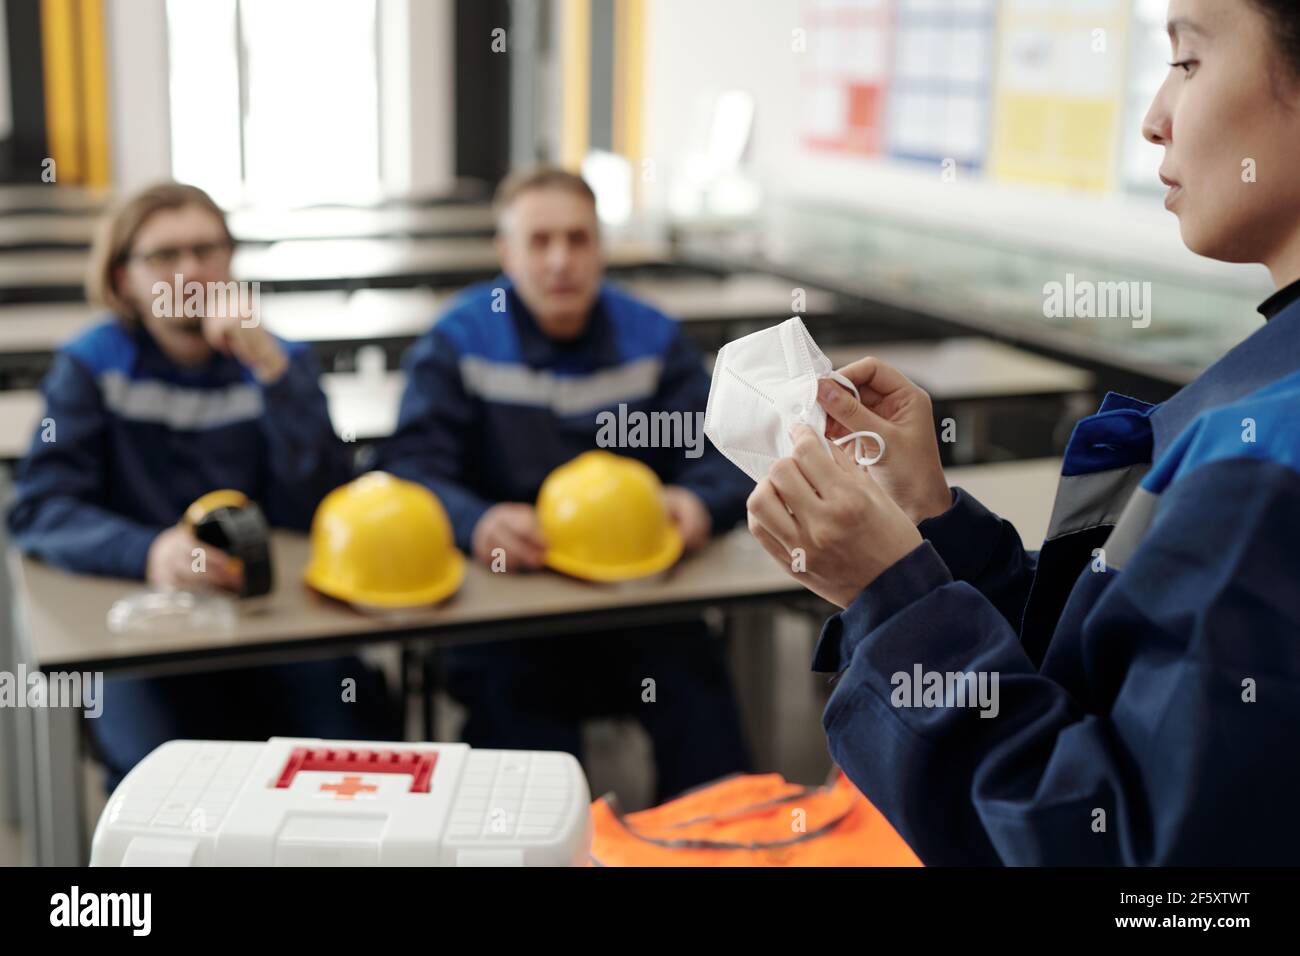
top-left (819, 357), bottom-right (951, 525)
top-left (746, 425), bottom-right (922, 608)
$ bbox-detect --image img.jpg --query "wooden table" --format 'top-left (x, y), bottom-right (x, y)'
top-left (0, 237), bottom-right (682, 303)
top-left (4, 455), bottom-right (1062, 864)
top-left (825, 339), bottom-right (1093, 402)
top-left (825, 339), bottom-right (1094, 464)
top-left (0, 184), bottom-right (110, 217)
top-left (8, 526), bottom-right (802, 865)
top-left (0, 205), bottom-right (499, 252)
top-left (621, 274), bottom-right (832, 323)
top-left (0, 215), bottom-right (98, 250)
top-left (228, 204), bottom-right (496, 244)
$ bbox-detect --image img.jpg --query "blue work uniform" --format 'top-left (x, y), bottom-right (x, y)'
top-left (377, 277), bottom-right (753, 801)
top-left (7, 319), bottom-right (398, 789)
top-left (815, 290), bottom-right (1300, 864)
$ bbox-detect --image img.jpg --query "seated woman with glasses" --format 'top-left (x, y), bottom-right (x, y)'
top-left (6, 181), bottom-right (397, 789)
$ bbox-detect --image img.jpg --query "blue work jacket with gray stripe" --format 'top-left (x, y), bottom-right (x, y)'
top-left (377, 276), bottom-right (751, 550)
top-left (7, 318), bottom-right (351, 579)
top-left (816, 297), bottom-right (1300, 865)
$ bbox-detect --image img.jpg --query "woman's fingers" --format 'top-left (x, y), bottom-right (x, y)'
top-left (833, 355), bottom-right (917, 398)
top-left (789, 425), bottom-right (849, 489)
top-left (824, 432), bottom-right (864, 473)
top-left (749, 517), bottom-right (797, 571)
top-left (767, 454), bottom-right (820, 513)
top-left (746, 478), bottom-right (802, 552)
top-left (818, 378), bottom-right (892, 436)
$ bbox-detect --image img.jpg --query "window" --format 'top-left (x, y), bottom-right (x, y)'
top-left (166, 0), bottom-right (381, 207)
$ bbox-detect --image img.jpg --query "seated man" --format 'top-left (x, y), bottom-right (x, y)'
top-left (7, 182), bottom-right (397, 789)
top-left (379, 167), bottom-right (752, 800)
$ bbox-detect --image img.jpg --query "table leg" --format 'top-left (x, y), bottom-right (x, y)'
top-left (12, 580), bottom-right (87, 866)
top-left (399, 646), bottom-right (414, 739)
top-left (726, 603), bottom-right (778, 772)
top-left (12, 698), bottom-right (38, 866)
top-left (30, 699), bottom-right (85, 865)
top-left (420, 647), bottom-right (438, 742)
top-left (0, 468), bottom-right (19, 827)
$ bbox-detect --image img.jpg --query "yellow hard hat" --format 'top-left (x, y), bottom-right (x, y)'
top-left (537, 451), bottom-right (683, 582)
top-left (303, 472), bottom-right (465, 609)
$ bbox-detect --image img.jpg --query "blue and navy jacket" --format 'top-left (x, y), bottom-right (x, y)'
top-left (815, 297), bottom-right (1300, 865)
top-left (377, 277), bottom-right (751, 550)
top-left (7, 318), bottom-right (351, 579)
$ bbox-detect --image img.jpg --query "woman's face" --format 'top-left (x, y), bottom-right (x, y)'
top-left (116, 203), bottom-right (234, 365)
top-left (1144, 0), bottom-right (1300, 266)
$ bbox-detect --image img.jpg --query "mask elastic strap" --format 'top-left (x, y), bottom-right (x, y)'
top-left (826, 369), bottom-right (859, 400)
top-left (818, 372), bottom-right (884, 467)
top-left (832, 430), bottom-right (886, 467)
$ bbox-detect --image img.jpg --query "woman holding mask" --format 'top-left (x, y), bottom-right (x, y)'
top-left (747, 0), bottom-right (1300, 864)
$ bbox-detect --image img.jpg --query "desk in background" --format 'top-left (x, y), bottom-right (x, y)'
top-left (0, 205), bottom-right (499, 252)
top-left (0, 185), bottom-right (110, 217)
top-left (0, 237), bottom-right (688, 303)
top-left (0, 274), bottom-right (839, 386)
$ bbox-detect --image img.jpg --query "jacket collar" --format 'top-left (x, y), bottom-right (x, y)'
top-left (1151, 297), bottom-right (1300, 459)
top-left (501, 275), bottom-right (620, 369)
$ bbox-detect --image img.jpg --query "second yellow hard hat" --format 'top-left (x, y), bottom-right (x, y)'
top-left (537, 451), bottom-right (683, 582)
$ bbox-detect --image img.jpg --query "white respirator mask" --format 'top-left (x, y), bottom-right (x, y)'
top-left (703, 316), bottom-right (885, 483)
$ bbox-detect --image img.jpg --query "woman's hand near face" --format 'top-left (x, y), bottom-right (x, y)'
top-left (746, 425), bottom-right (923, 609)
top-left (819, 357), bottom-right (952, 525)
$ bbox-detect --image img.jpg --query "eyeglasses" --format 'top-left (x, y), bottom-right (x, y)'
top-left (128, 239), bottom-right (235, 270)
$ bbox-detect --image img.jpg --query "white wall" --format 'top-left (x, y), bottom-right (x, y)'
top-left (641, 0), bottom-right (1270, 293)
top-left (380, 0), bottom-right (456, 196)
top-left (105, 0), bottom-right (172, 189)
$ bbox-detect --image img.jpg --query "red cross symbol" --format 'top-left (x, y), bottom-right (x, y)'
top-left (319, 775), bottom-right (378, 800)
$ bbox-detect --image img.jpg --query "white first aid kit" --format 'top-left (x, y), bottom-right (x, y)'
top-left (90, 738), bottom-right (592, 866)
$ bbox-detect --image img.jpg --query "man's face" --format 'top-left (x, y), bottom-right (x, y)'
top-left (1143, 0), bottom-right (1300, 265)
top-left (117, 204), bottom-right (234, 365)
top-left (496, 188), bottom-right (604, 340)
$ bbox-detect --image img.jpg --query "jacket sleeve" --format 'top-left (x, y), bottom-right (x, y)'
top-left (256, 344), bottom-right (354, 531)
top-left (813, 456), bottom-right (1300, 865)
top-left (918, 486), bottom-right (1039, 632)
top-left (375, 329), bottom-right (493, 551)
top-left (5, 353), bottom-right (161, 579)
top-left (654, 328), bottom-right (753, 534)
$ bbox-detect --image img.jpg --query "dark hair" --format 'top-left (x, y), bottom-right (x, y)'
top-left (1252, 0), bottom-right (1300, 81)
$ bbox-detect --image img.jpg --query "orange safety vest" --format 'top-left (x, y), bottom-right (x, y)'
top-left (589, 769), bottom-right (922, 866)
